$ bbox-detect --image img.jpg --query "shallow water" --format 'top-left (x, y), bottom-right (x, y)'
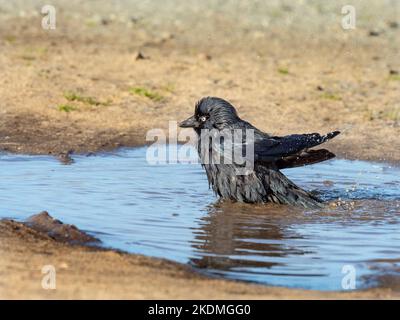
top-left (0, 146), bottom-right (399, 291)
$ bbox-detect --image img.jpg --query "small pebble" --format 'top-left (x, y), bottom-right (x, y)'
top-left (198, 53), bottom-right (212, 61)
top-left (134, 51), bottom-right (148, 60)
top-left (369, 30), bottom-right (381, 37)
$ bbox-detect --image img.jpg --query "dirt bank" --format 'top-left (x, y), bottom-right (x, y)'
top-left (1, 217), bottom-right (398, 299)
top-left (0, 1), bottom-right (399, 160)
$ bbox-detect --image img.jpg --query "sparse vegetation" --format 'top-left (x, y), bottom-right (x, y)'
top-left (384, 108), bottom-right (400, 121)
top-left (4, 35), bottom-right (16, 43)
top-left (366, 106), bottom-right (400, 122)
top-left (85, 19), bottom-right (98, 27)
top-left (129, 87), bottom-right (164, 101)
top-left (20, 47), bottom-right (48, 61)
top-left (389, 74), bottom-right (400, 81)
top-left (57, 91), bottom-right (110, 113)
top-left (64, 91), bottom-right (109, 106)
top-left (320, 93), bottom-right (342, 101)
top-left (20, 55), bottom-right (36, 61)
top-left (57, 104), bottom-right (77, 112)
top-left (278, 68), bottom-right (289, 75)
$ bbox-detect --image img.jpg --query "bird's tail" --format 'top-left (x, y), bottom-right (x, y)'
top-left (276, 149), bottom-right (336, 169)
top-left (265, 169), bottom-right (323, 209)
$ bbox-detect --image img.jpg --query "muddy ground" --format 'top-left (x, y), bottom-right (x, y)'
top-left (1, 216), bottom-right (399, 299)
top-left (0, 0), bottom-right (399, 160)
top-left (0, 0), bottom-right (399, 299)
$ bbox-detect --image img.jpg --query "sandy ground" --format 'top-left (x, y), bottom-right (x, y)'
top-left (0, 0), bottom-right (398, 160)
top-left (1, 218), bottom-right (399, 299)
top-left (0, 0), bottom-right (399, 299)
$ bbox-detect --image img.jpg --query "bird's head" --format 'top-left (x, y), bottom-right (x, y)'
top-left (179, 97), bottom-right (240, 132)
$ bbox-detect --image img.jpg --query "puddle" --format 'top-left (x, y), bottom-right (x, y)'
top-left (0, 146), bottom-right (399, 291)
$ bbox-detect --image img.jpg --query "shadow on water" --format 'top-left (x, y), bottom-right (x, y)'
top-left (0, 146), bottom-right (399, 291)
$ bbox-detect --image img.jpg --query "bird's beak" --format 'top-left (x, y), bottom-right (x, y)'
top-left (179, 115), bottom-right (198, 128)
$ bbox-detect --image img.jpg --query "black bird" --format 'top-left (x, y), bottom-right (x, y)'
top-left (179, 97), bottom-right (340, 208)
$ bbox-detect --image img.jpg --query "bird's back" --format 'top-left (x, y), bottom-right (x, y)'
top-left (198, 120), bottom-right (323, 208)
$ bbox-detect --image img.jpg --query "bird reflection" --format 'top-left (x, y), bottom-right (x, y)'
top-left (189, 201), bottom-right (309, 272)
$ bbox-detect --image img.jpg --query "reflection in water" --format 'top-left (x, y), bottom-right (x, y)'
top-left (190, 200), bottom-right (400, 289)
top-left (191, 203), bottom-right (306, 271)
top-left (362, 258), bottom-right (400, 291)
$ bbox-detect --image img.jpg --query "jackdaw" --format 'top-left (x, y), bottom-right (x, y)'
top-left (179, 97), bottom-right (340, 208)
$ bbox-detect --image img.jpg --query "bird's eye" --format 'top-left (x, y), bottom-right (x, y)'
top-left (199, 116), bottom-right (207, 122)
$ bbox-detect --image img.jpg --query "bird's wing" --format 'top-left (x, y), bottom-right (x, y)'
top-left (276, 149), bottom-right (336, 169)
top-left (253, 131), bottom-right (340, 162)
top-left (203, 127), bottom-right (339, 166)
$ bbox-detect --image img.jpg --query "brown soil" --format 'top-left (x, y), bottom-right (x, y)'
top-left (1, 217), bottom-right (398, 299)
top-left (0, 1), bottom-right (399, 160)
